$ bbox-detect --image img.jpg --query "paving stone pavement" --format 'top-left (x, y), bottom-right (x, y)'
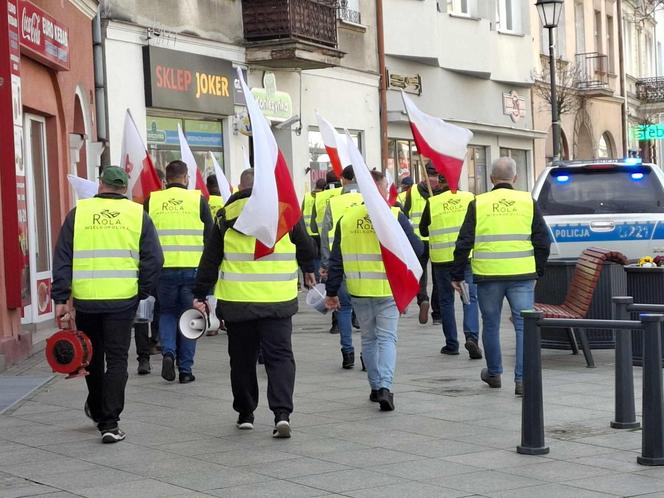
top-left (1, 295), bottom-right (664, 497)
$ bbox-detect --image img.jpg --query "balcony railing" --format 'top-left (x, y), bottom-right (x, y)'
top-left (337, 0), bottom-right (361, 24)
top-left (242, 0), bottom-right (338, 48)
top-left (575, 52), bottom-right (609, 91)
top-left (636, 77), bottom-right (664, 103)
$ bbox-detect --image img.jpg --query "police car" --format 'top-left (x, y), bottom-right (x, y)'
top-left (531, 159), bottom-right (664, 260)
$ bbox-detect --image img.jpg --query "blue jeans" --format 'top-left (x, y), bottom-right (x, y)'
top-left (352, 297), bottom-right (399, 390)
top-left (158, 268), bottom-right (198, 373)
top-left (432, 265), bottom-right (479, 350)
top-left (476, 279), bottom-right (535, 382)
top-left (338, 281), bottom-right (353, 353)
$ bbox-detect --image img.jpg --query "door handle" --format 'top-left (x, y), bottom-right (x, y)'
top-left (590, 221), bottom-right (615, 231)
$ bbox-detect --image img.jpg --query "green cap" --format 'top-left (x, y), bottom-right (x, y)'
top-left (100, 166), bottom-right (129, 188)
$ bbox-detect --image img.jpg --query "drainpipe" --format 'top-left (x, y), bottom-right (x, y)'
top-left (92, 13), bottom-right (108, 168)
top-left (376, 0), bottom-right (388, 170)
top-left (617, 0), bottom-right (628, 156)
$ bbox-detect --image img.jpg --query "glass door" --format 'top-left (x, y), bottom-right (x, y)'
top-left (22, 114), bottom-right (53, 324)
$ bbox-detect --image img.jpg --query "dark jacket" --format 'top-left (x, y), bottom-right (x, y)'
top-left (193, 189), bottom-right (316, 322)
top-left (326, 210), bottom-right (424, 297)
top-left (403, 182), bottom-right (445, 217)
top-left (52, 193), bottom-right (164, 313)
top-left (450, 184), bottom-right (551, 282)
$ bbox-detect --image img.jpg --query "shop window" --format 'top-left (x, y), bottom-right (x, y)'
top-left (307, 128), bottom-right (362, 190)
top-left (499, 147), bottom-right (529, 191)
top-left (467, 145), bottom-right (488, 194)
top-left (386, 138), bottom-right (425, 187)
top-left (146, 115), bottom-right (223, 177)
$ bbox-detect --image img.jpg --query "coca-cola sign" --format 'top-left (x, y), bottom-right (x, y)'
top-left (19, 1), bottom-right (69, 71)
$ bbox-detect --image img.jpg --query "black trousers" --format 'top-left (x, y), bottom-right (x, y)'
top-left (226, 317), bottom-right (295, 421)
top-left (76, 311), bottom-right (134, 432)
top-left (417, 241), bottom-right (440, 318)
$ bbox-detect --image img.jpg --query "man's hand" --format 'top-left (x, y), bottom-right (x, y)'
top-left (325, 296), bottom-right (340, 311)
top-left (451, 280), bottom-right (464, 294)
top-left (192, 299), bottom-right (207, 314)
top-left (55, 303), bottom-right (74, 327)
top-left (304, 272), bottom-right (316, 289)
top-left (319, 267), bottom-right (328, 281)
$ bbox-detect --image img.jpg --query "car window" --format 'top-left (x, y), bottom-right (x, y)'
top-left (537, 167), bottom-right (664, 215)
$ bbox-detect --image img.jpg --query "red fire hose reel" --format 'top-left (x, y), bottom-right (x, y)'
top-left (45, 319), bottom-right (93, 379)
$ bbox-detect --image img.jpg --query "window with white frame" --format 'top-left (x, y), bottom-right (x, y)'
top-left (337, 0), bottom-right (361, 24)
top-left (624, 19), bottom-right (633, 74)
top-left (497, 0), bottom-right (522, 34)
top-left (575, 1), bottom-right (585, 54)
top-left (447, 0), bottom-right (476, 17)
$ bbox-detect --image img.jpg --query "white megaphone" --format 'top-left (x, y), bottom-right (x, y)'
top-left (178, 299), bottom-right (221, 340)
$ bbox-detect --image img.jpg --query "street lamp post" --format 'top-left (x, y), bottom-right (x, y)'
top-left (536, 0), bottom-right (564, 162)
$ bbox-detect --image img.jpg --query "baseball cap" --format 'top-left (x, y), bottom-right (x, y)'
top-left (100, 166), bottom-right (129, 188)
top-left (425, 163), bottom-right (438, 176)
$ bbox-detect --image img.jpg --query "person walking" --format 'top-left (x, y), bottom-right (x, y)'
top-left (325, 170), bottom-right (422, 410)
top-left (451, 157), bottom-right (550, 396)
top-left (420, 177), bottom-right (481, 359)
top-left (301, 178), bottom-right (327, 279)
top-left (146, 160), bottom-right (213, 384)
top-left (193, 168), bottom-right (316, 438)
top-left (52, 166), bottom-right (163, 443)
top-left (404, 163), bottom-right (442, 325)
top-left (206, 174), bottom-right (225, 219)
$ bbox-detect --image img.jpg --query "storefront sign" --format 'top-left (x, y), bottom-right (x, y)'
top-left (19, 1), bottom-right (70, 71)
top-left (143, 46), bottom-right (235, 115)
top-left (387, 70), bottom-right (422, 95)
top-left (632, 124), bottom-right (664, 141)
top-left (502, 90), bottom-right (526, 123)
top-left (146, 116), bottom-right (223, 148)
top-left (250, 72), bottom-right (293, 122)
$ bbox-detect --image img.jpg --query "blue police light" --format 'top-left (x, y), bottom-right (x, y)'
top-left (624, 157), bottom-right (642, 166)
top-left (555, 175), bottom-right (570, 183)
top-left (631, 172), bottom-right (645, 181)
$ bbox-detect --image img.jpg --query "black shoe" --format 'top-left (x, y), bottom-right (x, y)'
top-left (236, 413), bottom-right (255, 430)
top-left (432, 318), bottom-right (442, 326)
top-left (418, 301), bottom-right (430, 324)
top-left (84, 401), bottom-right (99, 424)
top-left (481, 368), bottom-right (502, 388)
top-left (179, 372), bottom-right (196, 384)
top-left (352, 312), bottom-right (360, 329)
top-left (369, 390), bottom-right (379, 402)
top-left (329, 323), bottom-right (340, 334)
top-left (137, 357), bottom-right (151, 375)
top-left (273, 414), bottom-right (291, 438)
top-left (101, 428), bottom-right (126, 444)
top-left (161, 354), bottom-right (176, 381)
top-left (515, 381), bottom-right (523, 397)
top-left (440, 346), bottom-right (460, 355)
top-left (464, 337), bottom-right (483, 360)
top-left (360, 352), bottom-right (366, 371)
top-left (342, 350), bottom-right (355, 369)
top-left (377, 388), bottom-right (395, 411)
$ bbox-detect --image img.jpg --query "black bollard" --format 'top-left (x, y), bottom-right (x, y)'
top-left (638, 314), bottom-right (664, 466)
top-left (517, 310), bottom-right (549, 455)
top-left (611, 297), bottom-right (640, 429)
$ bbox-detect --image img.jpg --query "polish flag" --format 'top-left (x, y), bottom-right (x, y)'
top-left (120, 110), bottom-right (162, 204)
top-left (178, 124), bottom-right (209, 198)
top-left (233, 68), bottom-right (301, 259)
top-left (401, 92), bottom-right (473, 193)
top-left (385, 169), bottom-right (398, 206)
top-left (346, 133), bottom-right (422, 313)
top-left (316, 112), bottom-right (349, 179)
top-left (209, 152), bottom-right (232, 203)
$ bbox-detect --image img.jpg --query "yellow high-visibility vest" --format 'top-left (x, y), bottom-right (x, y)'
top-left (208, 195), bottom-right (224, 219)
top-left (214, 197), bottom-right (298, 303)
top-left (429, 190), bottom-right (474, 263)
top-left (327, 191), bottom-right (363, 249)
top-left (397, 190), bottom-right (408, 206)
top-left (72, 197), bottom-right (143, 300)
top-left (149, 187), bottom-right (204, 268)
top-left (340, 204), bottom-right (400, 297)
top-left (302, 193), bottom-right (317, 236)
top-left (472, 188), bottom-right (536, 277)
top-left (408, 187), bottom-right (433, 241)
top-left (314, 186), bottom-right (342, 229)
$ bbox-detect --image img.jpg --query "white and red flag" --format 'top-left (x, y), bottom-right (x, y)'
top-left (346, 133), bottom-right (422, 313)
top-left (385, 169), bottom-right (399, 206)
top-left (177, 124), bottom-right (209, 198)
top-left (316, 111), bottom-right (349, 179)
top-left (233, 68), bottom-right (301, 259)
top-left (120, 109), bottom-right (162, 204)
top-left (209, 152), bottom-right (232, 203)
top-left (401, 92), bottom-right (473, 193)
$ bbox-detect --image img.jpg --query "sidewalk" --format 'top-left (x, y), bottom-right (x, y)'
top-left (1, 297), bottom-right (663, 497)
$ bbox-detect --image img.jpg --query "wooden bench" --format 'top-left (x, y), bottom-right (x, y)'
top-left (534, 247), bottom-right (628, 368)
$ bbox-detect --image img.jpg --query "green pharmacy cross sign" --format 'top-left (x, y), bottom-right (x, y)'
top-left (632, 124), bottom-right (664, 141)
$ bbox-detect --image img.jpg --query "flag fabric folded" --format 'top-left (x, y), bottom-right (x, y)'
top-left (385, 169), bottom-right (399, 206)
top-left (242, 144), bottom-right (252, 171)
top-left (401, 92), bottom-right (473, 193)
top-left (67, 174), bottom-right (97, 200)
top-left (177, 124), bottom-right (209, 198)
top-left (209, 152), bottom-right (232, 203)
top-left (346, 133), bottom-right (422, 313)
top-left (316, 112), bottom-right (350, 179)
top-left (120, 110), bottom-right (162, 204)
top-left (233, 68), bottom-right (301, 259)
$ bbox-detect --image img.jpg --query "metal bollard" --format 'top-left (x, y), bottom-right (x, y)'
top-left (611, 297), bottom-right (640, 429)
top-left (638, 314), bottom-right (664, 466)
top-left (517, 310), bottom-right (549, 455)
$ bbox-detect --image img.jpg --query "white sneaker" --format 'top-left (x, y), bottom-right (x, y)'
top-left (272, 420), bottom-right (291, 439)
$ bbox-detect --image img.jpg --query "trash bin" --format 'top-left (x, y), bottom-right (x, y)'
top-left (624, 265), bottom-right (664, 366)
top-left (535, 259), bottom-right (626, 350)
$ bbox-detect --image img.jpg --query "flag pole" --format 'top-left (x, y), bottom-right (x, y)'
top-left (418, 157), bottom-right (434, 198)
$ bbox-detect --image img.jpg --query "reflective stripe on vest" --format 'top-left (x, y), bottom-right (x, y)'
top-left (149, 188), bottom-right (204, 268)
top-left (72, 197), bottom-right (143, 300)
top-left (327, 191), bottom-right (363, 249)
top-left (208, 195), bottom-right (224, 219)
top-left (471, 189), bottom-right (535, 277)
top-left (215, 197), bottom-right (298, 303)
top-left (314, 186), bottom-right (342, 229)
top-left (302, 193), bottom-right (317, 236)
top-left (339, 204), bottom-right (399, 297)
top-left (408, 187), bottom-right (432, 241)
top-left (428, 190), bottom-right (474, 263)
